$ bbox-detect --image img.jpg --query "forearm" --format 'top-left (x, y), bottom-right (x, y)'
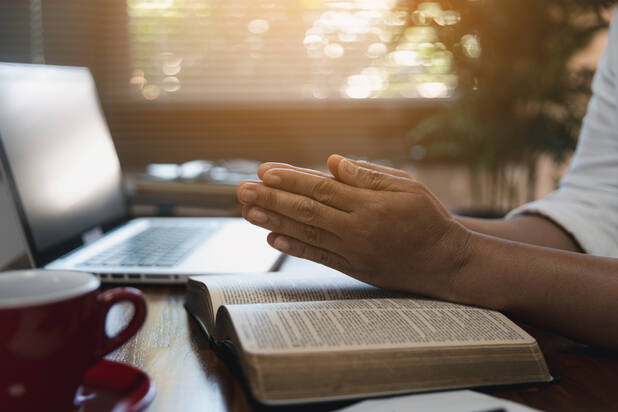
top-left (457, 214), bottom-right (582, 252)
top-left (245, 158), bottom-right (617, 349)
top-left (447, 231), bottom-right (618, 350)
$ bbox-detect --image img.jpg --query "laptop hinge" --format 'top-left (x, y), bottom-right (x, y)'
top-left (82, 226), bottom-right (104, 245)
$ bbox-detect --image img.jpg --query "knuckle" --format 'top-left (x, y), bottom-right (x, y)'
top-left (303, 225), bottom-right (320, 245)
top-left (296, 198), bottom-right (316, 223)
top-left (418, 182), bottom-right (431, 194)
top-left (296, 241), bottom-right (309, 258)
top-left (364, 169), bottom-right (384, 187)
top-left (268, 213), bottom-right (281, 230)
top-left (261, 186), bottom-right (277, 207)
top-left (311, 179), bottom-right (334, 204)
top-left (316, 250), bottom-right (331, 266)
top-left (407, 180), bottom-right (424, 192)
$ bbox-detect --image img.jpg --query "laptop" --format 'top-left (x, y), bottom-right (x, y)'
top-left (0, 63), bottom-right (282, 283)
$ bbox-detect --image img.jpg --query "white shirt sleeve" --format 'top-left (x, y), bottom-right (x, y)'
top-left (507, 10), bottom-right (618, 258)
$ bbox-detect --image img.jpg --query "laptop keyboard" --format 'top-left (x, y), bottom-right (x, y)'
top-left (80, 226), bottom-right (215, 267)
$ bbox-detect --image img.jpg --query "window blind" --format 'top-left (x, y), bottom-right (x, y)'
top-left (0, 0), bottom-right (464, 169)
top-left (123, 0), bottom-right (461, 103)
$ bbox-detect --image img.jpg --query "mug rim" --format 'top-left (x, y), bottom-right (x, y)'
top-left (0, 270), bottom-right (100, 309)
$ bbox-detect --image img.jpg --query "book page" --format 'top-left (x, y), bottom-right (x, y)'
top-left (191, 271), bottom-right (400, 322)
top-left (221, 298), bottom-right (535, 353)
top-left (335, 390), bottom-right (541, 412)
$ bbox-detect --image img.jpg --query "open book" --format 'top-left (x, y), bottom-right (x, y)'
top-left (185, 271), bottom-right (552, 405)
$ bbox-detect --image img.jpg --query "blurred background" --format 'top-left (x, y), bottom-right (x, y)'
top-left (0, 0), bottom-right (615, 220)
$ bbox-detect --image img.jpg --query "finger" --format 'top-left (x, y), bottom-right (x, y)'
top-left (244, 205), bottom-right (344, 253)
top-left (327, 154), bottom-right (345, 180)
top-left (258, 162), bottom-right (331, 180)
top-left (327, 154), bottom-right (413, 180)
top-left (237, 181), bottom-right (349, 233)
top-left (236, 179), bottom-right (262, 204)
top-left (355, 160), bottom-right (413, 180)
top-left (267, 232), bottom-right (351, 274)
top-left (335, 159), bottom-right (411, 192)
top-left (262, 168), bottom-right (358, 212)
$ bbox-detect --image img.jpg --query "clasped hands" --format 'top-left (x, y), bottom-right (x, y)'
top-left (237, 154), bottom-right (472, 298)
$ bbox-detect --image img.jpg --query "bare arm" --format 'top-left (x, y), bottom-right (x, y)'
top-left (454, 193), bottom-right (613, 348)
top-left (450, 232), bottom-right (618, 350)
top-left (238, 156), bottom-right (618, 350)
top-left (457, 215), bottom-right (583, 252)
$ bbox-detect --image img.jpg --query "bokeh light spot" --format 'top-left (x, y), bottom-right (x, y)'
top-left (367, 42), bottom-right (387, 58)
top-left (248, 19), bottom-right (270, 34)
top-left (324, 43), bottom-right (344, 58)
top-left (162, 76), bottom-right (181, 92)
top-left (343, 75), bottom-right (372, 99)
top-left (417, 81), bottom-right (448, 98)
top-left (142, 84), bottom-right (161, 100)
top-left (390, 50), bottom-right (419, 66)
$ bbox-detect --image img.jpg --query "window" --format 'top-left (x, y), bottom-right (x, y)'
top-left (127, 0), bottom-right (463, 102)
top-left (0, 1), bottom-right (472, 168)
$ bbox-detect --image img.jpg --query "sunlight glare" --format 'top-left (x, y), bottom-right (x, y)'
top-left (343, 75), bottom-right (372, 98)
top-left (417, 81), bottom-right (448, 98)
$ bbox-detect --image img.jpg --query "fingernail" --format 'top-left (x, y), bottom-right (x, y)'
top-left (239, 186), bottom-right (257, 202)
top-left (264, 172), bottom-right (281, 186)
top-left (274, 237), bottom-right (290, 252)
top-left (343, 159), bottom-right (357, 176)
top-left (248, 208), bottom-right (268, 224)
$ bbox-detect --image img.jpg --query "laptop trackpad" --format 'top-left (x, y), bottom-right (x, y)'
top-left (180, 220), bottom-right (279, 272)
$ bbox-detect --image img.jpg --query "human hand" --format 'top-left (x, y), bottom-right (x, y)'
top-left (237, 156), bottom-right (472, 298)
top-left (258, 154), bottom-right (414, 183)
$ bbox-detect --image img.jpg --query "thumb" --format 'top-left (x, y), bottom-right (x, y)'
top-left (328, 154), bottom-right (414, 181)
top-left (336, 158), bottom-right (410, 191)
top-left (327, 154), bottom-right (345, 180)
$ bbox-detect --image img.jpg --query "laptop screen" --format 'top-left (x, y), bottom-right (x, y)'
top-left (0, 63), bottom-right (128, 265)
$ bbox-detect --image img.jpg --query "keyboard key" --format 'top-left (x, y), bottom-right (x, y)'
top-left (80, 225), bottom-right (214, 268)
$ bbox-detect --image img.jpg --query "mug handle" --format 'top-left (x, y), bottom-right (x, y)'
top-left (97, 287), bottom-right (147, 357)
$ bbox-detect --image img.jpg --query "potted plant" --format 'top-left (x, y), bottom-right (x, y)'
top-left (408, 0), bottom-right (614, 215)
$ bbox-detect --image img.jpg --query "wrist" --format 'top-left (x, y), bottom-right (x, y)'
top-left (434, 220), bottom-right (474, 301)
top-left (444, 230), bottom-right (515, 311)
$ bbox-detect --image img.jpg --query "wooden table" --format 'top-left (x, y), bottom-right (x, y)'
top-left (105, 261), bottom-right (618, 412)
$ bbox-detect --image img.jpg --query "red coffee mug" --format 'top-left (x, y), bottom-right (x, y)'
top-left (0, 270), bottom-right (147, 412)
